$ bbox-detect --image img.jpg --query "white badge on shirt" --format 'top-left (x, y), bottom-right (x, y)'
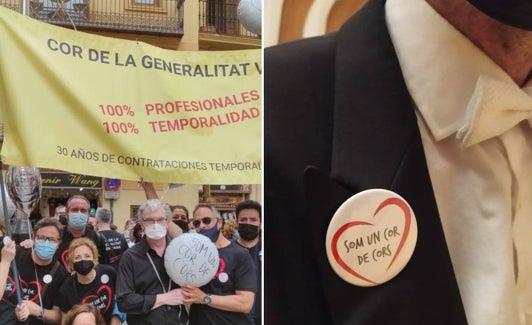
top-left (326, 189), bottom-right (418, 286)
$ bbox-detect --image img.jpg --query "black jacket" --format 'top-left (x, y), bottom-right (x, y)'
top-left (264, 0), bottom-right (468, 324)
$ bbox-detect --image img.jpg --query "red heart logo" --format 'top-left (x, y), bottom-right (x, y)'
top-left (330, 197), bottom-right (412, 284)
top-left (24, 280), bottom-right (42, 302)
top-left (61, 249), bottom-right (69, 267)
top-left (81, 285), bottom-right (113, 312)
top-left (214, 257), bottom-right (226, 279)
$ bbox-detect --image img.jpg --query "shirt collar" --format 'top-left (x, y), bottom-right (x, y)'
top-left (385, 0), bottom-right (521, 141)
top-left (136, 236), bottom-right (172, 254)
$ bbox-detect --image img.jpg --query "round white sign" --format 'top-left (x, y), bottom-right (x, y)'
top-left (326, 189), bottom-right (418, 286)
top-left (164, 233), bottom-right (219, 287)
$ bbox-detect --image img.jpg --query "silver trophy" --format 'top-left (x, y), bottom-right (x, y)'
top-left (6, 166), bottom-right (42, 243)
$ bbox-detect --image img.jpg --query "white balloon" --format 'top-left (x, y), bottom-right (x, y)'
top-left (238, 0), bottom-right (261, 35)
top-left (164, 233), bottom-right (219, 287)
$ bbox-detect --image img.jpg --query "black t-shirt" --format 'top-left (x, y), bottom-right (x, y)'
top-left (57, 264), bottom-right (117, 324)
top-left (55, 228), bottom-right (107, 267)
top-left (189, 241), bottom-right (257, 325)
top-left (236, 238), bottom-right (262, 325)
top-left (1, 247), bottom-right (69, 325)
top-left (98, 230), bottom-right (128, 269)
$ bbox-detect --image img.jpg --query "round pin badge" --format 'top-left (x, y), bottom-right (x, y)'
top-left (218, 272), bottom-right (229, 283)
top-left (43, 274), bottom-right (52, 284)
top-left (325, 189), bottom-right (418, 286)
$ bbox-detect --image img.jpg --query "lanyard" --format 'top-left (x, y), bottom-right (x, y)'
top-left (146, 252), bottom-right (171, 293)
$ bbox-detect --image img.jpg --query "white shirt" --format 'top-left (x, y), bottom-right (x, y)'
top-left (386, 1), bottom-right (532, 324)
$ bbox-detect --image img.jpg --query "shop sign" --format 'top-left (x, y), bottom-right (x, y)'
top-left (41, 172), bottom-right (102, 189)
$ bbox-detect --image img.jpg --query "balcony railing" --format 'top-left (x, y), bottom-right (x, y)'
top-left (0, 0), bottom-right (184, 36)
top-left (198, 0), bottom-right (259, 39)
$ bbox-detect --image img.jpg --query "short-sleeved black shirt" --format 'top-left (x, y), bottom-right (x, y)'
top-left (0, 247), bottom-right (69, 325)
top-left (57, 263), bottom-right (117, 324)
top-left (98, 230), bottom-right (128, 269)
top-left (189, 241), bottom-right (257, 325)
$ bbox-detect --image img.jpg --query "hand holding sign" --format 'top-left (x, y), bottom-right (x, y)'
top-left (164, 233), bottom-right (219, 287)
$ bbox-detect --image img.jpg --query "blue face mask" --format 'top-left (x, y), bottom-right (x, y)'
top-left (35, 240), bottom-right (58, 260)
top-left (68, 213), bottom-right (88, 230)
top-left (199, 224), bottom-right (220, 243)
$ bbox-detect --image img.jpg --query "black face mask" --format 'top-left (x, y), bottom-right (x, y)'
top-left (73, 260), bottom-right (95, 276)
top-left (238, 224), bottom-right (260, 241)
top-left (59, 215), bottom-right (68, 226)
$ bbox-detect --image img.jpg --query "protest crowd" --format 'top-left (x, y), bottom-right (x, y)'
top-left (0, 181), bottom-right (262, 325)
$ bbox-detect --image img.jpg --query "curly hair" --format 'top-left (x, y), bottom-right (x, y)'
top-left (222, 218), bottom-right (237, 240)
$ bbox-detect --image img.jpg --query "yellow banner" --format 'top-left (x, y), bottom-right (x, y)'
top-left (0, 7), bottom-right (261, 184)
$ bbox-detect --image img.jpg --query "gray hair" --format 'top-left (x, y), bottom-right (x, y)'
top-left (95, 207), bottom-right (112, 223)
top-left (137, 199), bottom-right (171, 221)
top-left (192, 202), bottom-right (221, 219)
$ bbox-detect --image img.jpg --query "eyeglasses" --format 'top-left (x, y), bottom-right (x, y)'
top-left (142, 218), bottom-right (168, 225)
top-left (192, 217), bottom-right (218, 228)
top-left (35, 235), bottom-right (60, 244)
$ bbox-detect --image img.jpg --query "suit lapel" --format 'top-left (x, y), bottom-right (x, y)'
top-left (331, 0), bottom-right (417, 189)
top-left (304, 0), bottom-right (468, 323)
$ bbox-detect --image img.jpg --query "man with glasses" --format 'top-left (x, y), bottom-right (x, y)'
top-left (0, 217), bottom-right (69, 325)
top-left (116, 199), bottom-right (187, 325)
top-left (53, 204), bottom-right (67, 226)
top-left (182, 203), bottom-right (256, 324)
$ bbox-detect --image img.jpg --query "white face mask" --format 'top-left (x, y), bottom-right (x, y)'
top-left (144, 223), bottom-right (167, 240)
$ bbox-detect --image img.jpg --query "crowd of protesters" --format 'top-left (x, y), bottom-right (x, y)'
top-left (0, 190), bottom-right (262, 325)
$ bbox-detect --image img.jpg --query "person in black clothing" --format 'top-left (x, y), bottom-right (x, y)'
top-left (182, 203), bottom-right (256, 325)
top-left (94, 207), bottom-right (128, 269)
top-left (235, 200), bottom-right (262, 325)
top-left (53, 204), bottom-right (67, 226)
top-left (265, 1), bottom-right (532, 324)
top-left (116, 199), bottom-right (186, 325)
top-left (130, 222), bottom-right (144, 244)
top-left (54, 195), bottom-right (107, 269)
top-left (1, 217), bottom-right (69, 325)
top-left (57, 238), bottom-right (121, 325)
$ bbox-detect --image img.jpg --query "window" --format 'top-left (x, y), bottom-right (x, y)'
top-left (134, 0), bottom-right (157, 4)
top-left (126, 0), bottom-right (166, 13)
